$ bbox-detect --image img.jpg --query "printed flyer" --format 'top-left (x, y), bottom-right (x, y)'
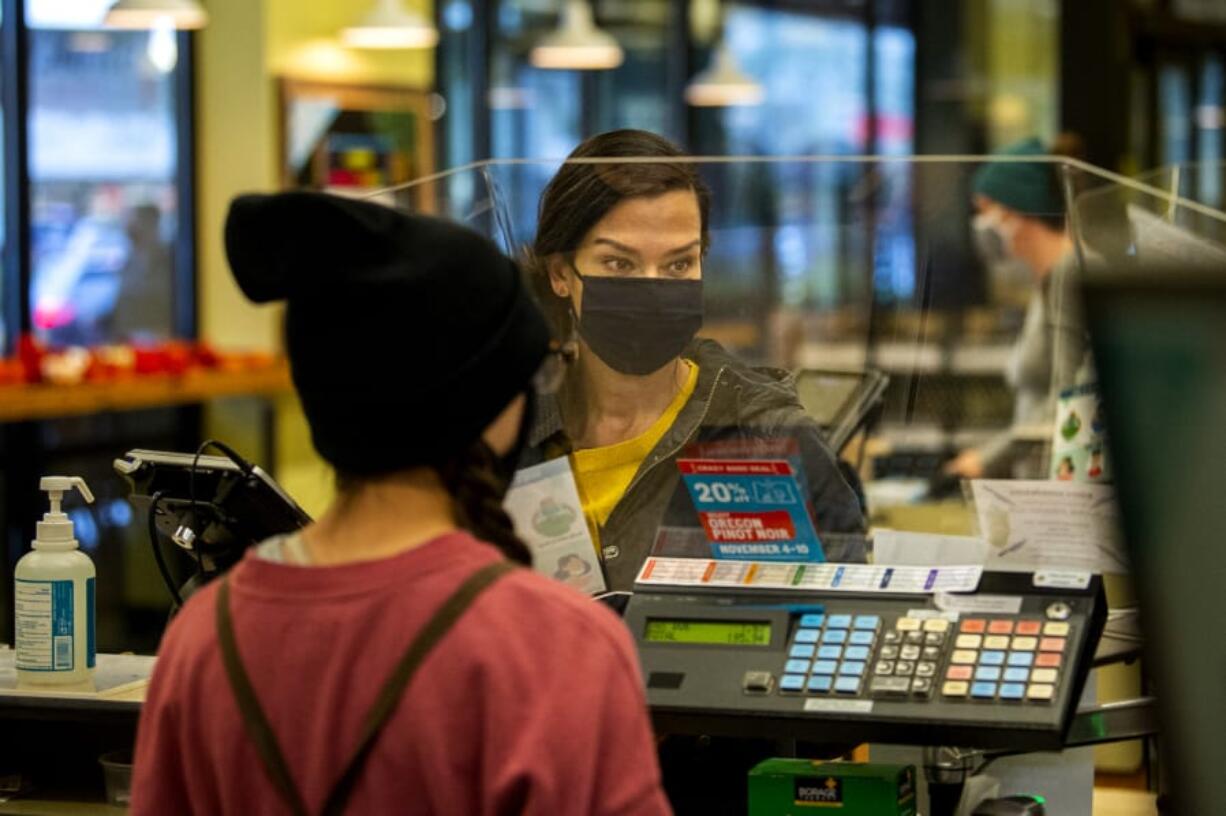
top-left (677, 453), bottom-right (826, 563)
top-left (504, 458), bottom-right (606, 594)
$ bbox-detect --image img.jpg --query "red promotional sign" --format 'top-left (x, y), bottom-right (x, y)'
top-left (699, 511), bottom-right (798, 543)
top-left (677, 459), bottom-right (795, 476)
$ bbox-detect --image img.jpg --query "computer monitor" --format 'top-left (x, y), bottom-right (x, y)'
top-left (1082, 271), bottom-right (1226, 814)
top-left (793, 368), bottom-right (889, 455)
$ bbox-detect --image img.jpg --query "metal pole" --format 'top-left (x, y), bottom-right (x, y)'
top-left (2, 0), bottom-right (32, 350)
top-left (175, 30), bottom-right (198, 340)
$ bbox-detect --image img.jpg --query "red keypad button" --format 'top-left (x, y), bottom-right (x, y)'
top-left (1036, 652), bottom-right (1062, 668)
top-left (960, 619), bottom-right (987, 634)
top-left (1015, 620), bottom-right (1043, 636)
top-left (1039, 638), bottom-right (1066, 653)
top-left (946, 665), bottom-right (973, 680)
top-left (988, 620), bottom-right (1015, 635)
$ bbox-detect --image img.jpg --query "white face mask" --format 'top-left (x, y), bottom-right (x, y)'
top-left (972, 210), bottom-right (1030, 292)
top-left (971, 211), bottom-right (1017, 263)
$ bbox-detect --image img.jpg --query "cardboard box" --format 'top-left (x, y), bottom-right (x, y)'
top-left (748, 759), bottom-right (917, 815)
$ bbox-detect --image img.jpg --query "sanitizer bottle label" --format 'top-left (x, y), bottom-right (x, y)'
top-left (15, 579), bottom-right (75, 672)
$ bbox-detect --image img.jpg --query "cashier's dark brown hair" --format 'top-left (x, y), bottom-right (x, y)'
top-left (337, 446), bottom-right (532, 566)
top-left (528, 129), bottom-right (711, 334)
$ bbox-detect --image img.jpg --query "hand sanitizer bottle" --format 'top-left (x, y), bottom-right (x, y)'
top-left (15, 477), bottom-right (96, 689)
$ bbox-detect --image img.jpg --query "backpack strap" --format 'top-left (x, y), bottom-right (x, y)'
top-left (215, 560), bottom-right (516, 816)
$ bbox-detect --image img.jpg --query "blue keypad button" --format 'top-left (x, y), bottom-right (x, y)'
top-left (1004, 668), bottom-right (1030, 683)
top-left (849, 631), bottom-right (875, 646)
top-left (818, 645), bottom-right (843, 660)
top-left (835, 676), bottom-right (862, 694)
top-left (1007, 652), bottom-right (1034, 667)
top-left (853, 615), bottom-right (881, 630)
top-left (975, 666), bottom-right (1002, 682)
top-left (827, 615), bottom-right (853, 629)
top-left (822, 629), bottom-right (848, 644)
top-left (844, 646), bottom-right (870, 661)
top-left (785, 659), bottom-right (811, 675)
top-left (971, 682), bottom-right (998, 699)
top-left (1000, 683), bottom-right (1026, 700)
top-left (799, 613), bottom-right (826, 628)
top-left (781, 674), bottom-right (806, 692)
top-left (790, 644), bottom-right (816, 659)
top-left (980, 651), bottom-right (1006, 666)
top-left (812, 660), bottom-right (839, 675)
top-left (839, 661), bottom-right (866, 677)
top-left (807, 674), bottom-right (833, 693)
top-left (795, 629), bottom-right (820, 644)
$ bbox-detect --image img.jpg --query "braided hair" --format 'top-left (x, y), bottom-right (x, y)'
top-left (334, 442), bottom-right (533, 566)
top-left (435, 442), bottom-right (533, 566)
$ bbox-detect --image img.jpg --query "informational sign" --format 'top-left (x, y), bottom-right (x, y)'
top-left (504, 459), bottom-right (606, 594)
top-left (635, 557), bottom-right (983, 595)
top-left (970, 479), bottom-right (1128, 574)
top-left (678, 458), bottom-right (826, 563)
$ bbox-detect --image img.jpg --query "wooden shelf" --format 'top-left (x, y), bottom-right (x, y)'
top-left (0, 363), bottom-right (293, 423)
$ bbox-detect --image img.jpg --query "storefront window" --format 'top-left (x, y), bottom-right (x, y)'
top-left (1160, 63), bottom-right (1193, 166)
top-left (1198, 54), bottom-right (1223, 207)
top-left (0, 10), bottom-right (7, 355)
top-left (26, 0), bottom-right (182, 346)
top-left (714, 5), bottom-right (916, 308)
top-left (433, 1), bottom-right (916, 308)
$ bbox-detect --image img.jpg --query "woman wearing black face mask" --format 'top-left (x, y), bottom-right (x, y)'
top-left (523, 130), bottom-right (865, 592)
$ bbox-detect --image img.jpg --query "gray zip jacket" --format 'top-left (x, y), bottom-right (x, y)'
top-left (523, 339), bottom-right (866, 591)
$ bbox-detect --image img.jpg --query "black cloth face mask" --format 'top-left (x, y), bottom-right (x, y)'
top-left (484, 387), bottom-right (535, 490)
top-left (573, 269), bottom-right (704, 376)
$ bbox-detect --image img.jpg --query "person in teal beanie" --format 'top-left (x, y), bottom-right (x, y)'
top-left (945, 135), bottom-right (1090, 479)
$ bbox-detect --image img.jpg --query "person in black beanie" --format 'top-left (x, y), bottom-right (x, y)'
top-left (131, 192), bottom-right (671, 816)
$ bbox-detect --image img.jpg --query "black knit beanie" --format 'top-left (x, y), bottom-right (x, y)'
top-left (224, 191), bottom-right (551, 475)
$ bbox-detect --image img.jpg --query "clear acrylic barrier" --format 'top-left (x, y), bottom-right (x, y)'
top-left (1070, 161), bottom-right (1226, 275)
top-left (367, 154), bottom-right (1218, 587)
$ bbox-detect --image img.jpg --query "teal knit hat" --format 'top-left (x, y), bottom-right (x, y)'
top-left (972, 137), bottom-right (1065, 217)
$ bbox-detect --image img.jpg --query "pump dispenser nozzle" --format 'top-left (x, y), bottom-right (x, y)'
top-left (36, 476), bottom-right (94, 549)
top-left (40, 476), bottom-right (95, 512)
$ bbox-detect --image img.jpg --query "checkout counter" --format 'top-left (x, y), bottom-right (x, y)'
top-left (4, 155), bottom-right (1213, 814)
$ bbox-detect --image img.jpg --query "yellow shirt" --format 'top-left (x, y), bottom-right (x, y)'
top-left (571, 362), bottom-right (700, 546)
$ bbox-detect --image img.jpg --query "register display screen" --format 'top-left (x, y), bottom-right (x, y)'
top-left (795, 373), bottom-right (863, 426)
top-left (644, 619), bottom-right (771, 646)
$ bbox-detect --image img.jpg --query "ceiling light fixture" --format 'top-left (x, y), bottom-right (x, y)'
top-left (530, 0), bottom-right (623, 71)
top-left (685, 46), bottom-right (764, 107)
top-left (104, 0), bottom-right (208, 30)
top-left (341, 0), bottom-right (439, 50)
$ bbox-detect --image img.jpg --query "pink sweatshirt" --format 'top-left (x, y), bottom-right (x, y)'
top-left (131, 532), bottom-right (670, 815)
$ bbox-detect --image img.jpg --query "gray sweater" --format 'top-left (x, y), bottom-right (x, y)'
top-left (982, 249), bottom-right (1090, 475)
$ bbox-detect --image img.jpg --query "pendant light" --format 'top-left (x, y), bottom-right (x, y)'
top-left (104, 0), bottom-right (208, 30)
top-left (685, 45), bottom-right (763, 107)
top-left (341, 0), bottom-right (439, 50)
top-left (530, 0), bottom-right (623, 71)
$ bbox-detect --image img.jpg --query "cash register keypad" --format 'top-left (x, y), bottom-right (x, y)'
top-left (940, 619), bottom-right (1069, 703)
top-left (779, 615), bottom-right (1071, 705)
